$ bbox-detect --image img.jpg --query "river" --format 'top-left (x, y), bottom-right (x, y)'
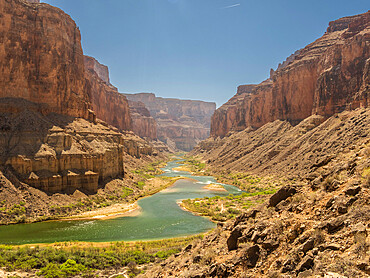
top-left (0, 158), bottom-right (241, 245)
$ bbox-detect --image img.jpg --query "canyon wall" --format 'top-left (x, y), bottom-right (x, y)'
top-left (0, 0), bottom-right (155, 194)
top-left (0, 0), bottom-right (93, 120)
top-left (84, 56), bottom-right (132, 131)
top-left (126, 100), bottom-right (157, 140)
top-left (124, 93), bottom-right (216, 151)
top-left (211, 11), bottom-right (370, 137)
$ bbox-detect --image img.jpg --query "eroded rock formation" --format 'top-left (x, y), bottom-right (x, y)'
top-left (0, 0), bottom-right (153, 194)
top-left (211, 11), bottom-right (370, 137)
top-left (84, 56), bottom-right (132, 131)
top-left (127, 100), bottom-right (157, 140)
top-left (125, 93), bottom-right (216, 151)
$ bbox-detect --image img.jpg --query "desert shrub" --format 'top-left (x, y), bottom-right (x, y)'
top-left (60, 259), bottom-right (86, 277)
top-left (136, 181), bottom-right (145, 189)
top-left (37, 263), bottom-right (63, 278)
top-left (154, 249), bottom-right (180, 259)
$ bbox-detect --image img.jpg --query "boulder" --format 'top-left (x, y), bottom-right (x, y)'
top-left (227, 226), bottom-right (243, 251)
top-left (268, 186), bottom-right (297, 207)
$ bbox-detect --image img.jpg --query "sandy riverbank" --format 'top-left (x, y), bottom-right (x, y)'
top-left (62, 176), bottom-right (184, 221)
top-left (203, 183), bottom-right (227, 191)
top-left (61, 202), bottom-right (141, 221)
top-left (172, 166), bottom-right (192, 172)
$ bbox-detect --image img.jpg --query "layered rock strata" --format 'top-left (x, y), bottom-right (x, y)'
top-left (211, 11), bottom-right (370, 137)
top-left (0, 102), bottom-right (153, 193)
top-left (84, 56), bottom-right (132, 132)
top-left (126, 100), bottom-right (157, 140)
top-left (0, 0), bottom-right (93, 120)
top-left (125, 93), bottom-right (216, 151)
top-left (0, 0), bottom-right (153, 194)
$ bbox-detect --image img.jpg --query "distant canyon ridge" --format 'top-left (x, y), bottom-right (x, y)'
top-left (125, 93), bottom-right (216, 151)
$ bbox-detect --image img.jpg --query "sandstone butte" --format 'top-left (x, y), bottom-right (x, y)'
top-left (0, 0), bottom-right (156, 194)
top-left (211, 11), bottom-right (370, 138)
top-left (125, 93), bottom-right (216, 151)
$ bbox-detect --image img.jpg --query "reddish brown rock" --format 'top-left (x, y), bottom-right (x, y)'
top-left (84, 56), bottom-right (111, 86)
top-left (84, 56), bottom-right (132, 131)
top-left (127, 100), bottom-right (157, 140)
top-left (0, 0), bottom-right (92, 120)
top-left (0, 0), bottom-right (155, 195)
top-left (211, 11), bottom-right (370, 137)
top-left (125, 93), bottom-right (216, 151)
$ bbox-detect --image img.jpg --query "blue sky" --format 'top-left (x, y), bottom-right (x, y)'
top-left (43, 0), bottom-right (369, 106)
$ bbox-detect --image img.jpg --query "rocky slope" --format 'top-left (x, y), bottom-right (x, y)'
top-left (211, 11), bottom-right (370, 138)
top-left (142, 108), bottom-right (370, 278)
top-left (125, 93), bottom-right (216, 151)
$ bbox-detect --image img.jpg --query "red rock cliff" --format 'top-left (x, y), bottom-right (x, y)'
top-left (211, 11), bottom-right (370, 137)
top-left (0, 0), bottom-right (155, 195)
top-left (126, 100), bottom-right (157, 140)
top-left (125, 93), bottom-right (216, 151)
top-left (84, 56), bottom-right (132, 131)
top-left (0, 0), bottom-right (92, 120)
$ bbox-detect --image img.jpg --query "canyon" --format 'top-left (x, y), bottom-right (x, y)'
top-left (0, 0), bottom-right (369, 277)
top-left (125, 93), bottom-right (216, 151)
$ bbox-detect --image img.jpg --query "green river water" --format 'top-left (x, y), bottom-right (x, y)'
top-left (0, 159), bottom-right (242, 245)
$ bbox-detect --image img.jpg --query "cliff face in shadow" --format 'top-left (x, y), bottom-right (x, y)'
top-left (125, 93), bottom-right (216, 151)
top-left (211, 11), bottom-right (370, 138)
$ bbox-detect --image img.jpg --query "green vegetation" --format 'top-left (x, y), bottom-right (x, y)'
top-left (131, 161), bottom-right (165, 190)
top-left (183, 157), bottom-right (207, 173)
top-left (215, 172), bottom-right (267, 191)
top-left (0, 235), bottom-right (202, 277)
top-left (182, 190), bottom-right (275, 222)
top-left (121, 187), bottom-right (134, 199)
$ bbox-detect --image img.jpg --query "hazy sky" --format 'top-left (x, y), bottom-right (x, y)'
top-left (43, 0), bottom-right (369, 106)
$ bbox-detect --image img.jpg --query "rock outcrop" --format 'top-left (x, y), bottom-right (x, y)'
top-left (0, 99), bottom-right (153, 194)
top-left (124, 93), bottom-right (216, 151)
top-left (84, 56), bottom-right (132, 131)
top-left (84, 56), bottom-right (111, 85)
top-left (211, 11), bottom-right (370, 137)
top-left (126, 100), bottom-right (157, 140)
top-left (0, 0), bottom-right (92, 121)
